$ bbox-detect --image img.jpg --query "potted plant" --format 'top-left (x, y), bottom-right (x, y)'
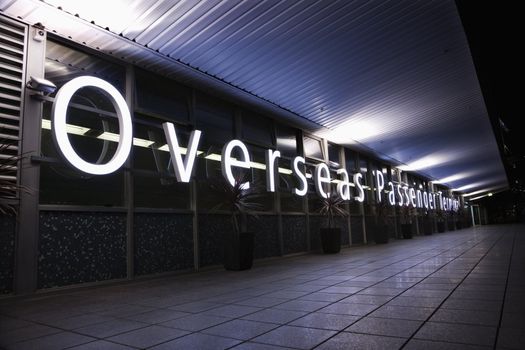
top-left (399, 205), bottom-right (413, 239)
top-left (0, 138), bottom-right (28, 216)
top-left (211, 172), bottom-right (262, 271)
top-left (318, 192), bottom-right (348, 254)
top-left (373, 199), bottom-right (390, 244)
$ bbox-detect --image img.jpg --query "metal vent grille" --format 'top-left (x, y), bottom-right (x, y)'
top-left (0, 16), bottom-right (26, 199)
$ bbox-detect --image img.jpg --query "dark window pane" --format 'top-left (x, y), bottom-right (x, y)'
top-left (196, 92), bottom-right (233, 151)
top-left (242, 111), bottom-right (273, 146)
top-left (135, 69), bottom-right (189, 122)
top-left (45, 40), bottom-right (124, 92)
top-left (275, 124), bottom-right (297, 158)
top-left (328, 143), bottom-right (340, 168)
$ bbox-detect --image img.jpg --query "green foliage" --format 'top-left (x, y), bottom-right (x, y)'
top-left (210, 172), bottom-right (263, 236)
top-left (319, 192), bottom-right (348, 229)
top-left (0, 139), bottom-right (28, 216)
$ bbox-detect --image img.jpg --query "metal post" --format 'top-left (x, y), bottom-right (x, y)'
top-left (124, 65), bottom-right (134, 280)
top-left (15, 24), bottom-right (46, 294)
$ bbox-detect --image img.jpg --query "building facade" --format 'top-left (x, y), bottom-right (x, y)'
top-left (0, 14), bottom-right (469, 295)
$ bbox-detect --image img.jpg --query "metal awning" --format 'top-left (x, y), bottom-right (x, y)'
top-left (0, 0), bottom-right (507, 196)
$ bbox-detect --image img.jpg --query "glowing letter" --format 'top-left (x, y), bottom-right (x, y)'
top-left (292, 156), bottom-right (307, 196)
top-left (375, 171), bottom-right (385, 202)
top-left (403, 186), bottom-right (410, 206)
top-left (221, 140), bottom-right (251, 188)
top-left (423, 191), bottom-right (429, 209)
top-left (314, 163), bottom-right (331, 199)
top-left (409, 188), bottom-right (416, 207)
top-left (52, 76), bottom-right (132, 175)
top-left (354, 173), bottom-right (364, 202)
top-left (163, 123), bottom-right (201, 182)
top-left (396, 184), bottom-right (404, 206)
top-left (337, 168), bottom-right (351, 200)
top-left (388, 182), bottom-right (396, 205)
top-left (265, 149), bottom-right (281, 192)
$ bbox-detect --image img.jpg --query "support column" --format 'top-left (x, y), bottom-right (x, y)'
top-left (15, 24), bottom-right (46, 294)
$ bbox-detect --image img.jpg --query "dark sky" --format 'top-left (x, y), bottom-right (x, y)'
top-left (455, 1), bottom-right (522, 153)
top-left (455, 1), bottom-right (523, 192)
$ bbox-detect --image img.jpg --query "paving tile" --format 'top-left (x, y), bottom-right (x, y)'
top-left (289, 312), bottom-right (359, 330)
top-left (107, 325), bottom-right (189, 348)
top-left (298, 292), bottom-right (348, 302)
top-left (169, 301), bottom-right (222, 313)
top-left (345, 316), bottom-right (422, 338)
top-left (262, 291), bottom-right (310, 299)
top-left (369, 305), bottom-right (435, 321)
top-left (414, 322), bottom-right (496, 346)
top-left (242, 309), bottom-right (308, 324)
top-left (46, 313), bottom-right (115, 330)
top-left (161, 314), bottom-right (230, 331)
top-left (202, 319), bottom-right (278, 340)
top-left (316, 332), bottom-right (406, 350)
top-left (203, 304), bottom-right (262, 318)
top-left (401, 288), bottom-right (451, 298)
top-left (450, 290), bottom-right (504, 301)
top-left (95, 304), bottom-right (155, 318)
top-left (0, 316), bottom-right (33, 332)
top-left (231, 342), bottom-right (296, 349)
top-left (430, 308), bottom-right (500, 326)
top-left (387, 296), bottom-right (444, 308)
top-left (320, 286), bottom-right (364, 294)
top-left (6, 331), bottom-right (94, 350)
top-left (252, 325), bottom-right (336, 349)
top-left (404, 339), bottom-right (491, 350)
top-left (359, 287), bottom-right (404, 296)
top-left (501, 312), bottom-right (525, 329)
top-left (340, 294), bottom-right (393, 305)
top-left (235, 297), bottom-right (287, 308)
top-left (0, 324), bottom-right (61, 346)
top-left (150, 333), bottom-right (241, 350)
top-left (66, 340), bottom-right (136, 349)
top-left (274, 299), bottom-right (330, 312)
top-left (441, 298), bottom-right (502, 312)
top-left (124, 309), bottom-right (190, 323)
top-left (497, 327), bottom-right (525, 349)
top-left (75, 318), bottom-right (147, 338)
top-left (319, 302), bottom-right (379, 316)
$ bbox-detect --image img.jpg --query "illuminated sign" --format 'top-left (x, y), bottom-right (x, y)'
top-left (50, 76), bottom-right (459, 211)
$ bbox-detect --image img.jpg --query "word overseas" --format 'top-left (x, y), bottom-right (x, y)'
top-left (51, 76), bottom-right (458, 212)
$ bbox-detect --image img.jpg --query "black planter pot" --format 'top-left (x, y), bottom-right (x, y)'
top-left (320, 228), bottom-right (341, 254)
top-left (437, 221), bottom-right (445, 233)
top-left (373, 223), bottom-right (389, 244)
top-left (223, 231), bottom-right (254, 271)
top-left (401, 223), bottom-right (412, 239)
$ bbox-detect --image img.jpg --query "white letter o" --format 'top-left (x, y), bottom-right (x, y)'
top-left (51, 76), bottom-right (132, 175)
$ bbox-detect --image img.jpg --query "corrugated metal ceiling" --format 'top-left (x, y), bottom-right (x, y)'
top-left (0, 0), bottom-right (507, 195)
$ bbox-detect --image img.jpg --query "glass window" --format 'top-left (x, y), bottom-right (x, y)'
top-left (328, 143), bottom-right (340, 168)
top-left (195, 92), bottom-right (233, 151)
top-left (303, 136), bottom-right (323, 160)
top-left (275, 123), bottom-right (297, 158)
top-left (242, 111), bottom-right (273, 147)
top-left (41, 40), bottom-right (126, 206)
top-left (132, 116), bottom-right (190, 209)
top-left (135, 68), bottom-right (189, 123)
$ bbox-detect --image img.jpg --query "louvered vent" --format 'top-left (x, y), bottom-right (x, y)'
top-left (0, 16), bottom-right (25, 200)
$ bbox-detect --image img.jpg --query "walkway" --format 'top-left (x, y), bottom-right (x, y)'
top-left (1, 225), bottom-right (524, 349)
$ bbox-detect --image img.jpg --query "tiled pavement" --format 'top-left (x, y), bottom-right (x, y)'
top-left (1, 224), bottom-right (524, 349)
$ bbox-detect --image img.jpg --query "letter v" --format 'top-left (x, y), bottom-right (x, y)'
top-left (162, 122), bottom-right (202, 182)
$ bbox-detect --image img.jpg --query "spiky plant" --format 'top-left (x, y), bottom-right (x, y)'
top-left (319, 192), bottom-right (348, 229)
top-left (0, 139), bottom-right (28, 216)
top-left (210, 172), bottom-right (263, 238)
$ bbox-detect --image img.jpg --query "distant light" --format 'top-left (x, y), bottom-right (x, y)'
top-left (488, 192), bottom-right (493, 197)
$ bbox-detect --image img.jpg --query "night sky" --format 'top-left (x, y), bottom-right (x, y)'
top-left (455, 1), bottom-right (523, 191)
